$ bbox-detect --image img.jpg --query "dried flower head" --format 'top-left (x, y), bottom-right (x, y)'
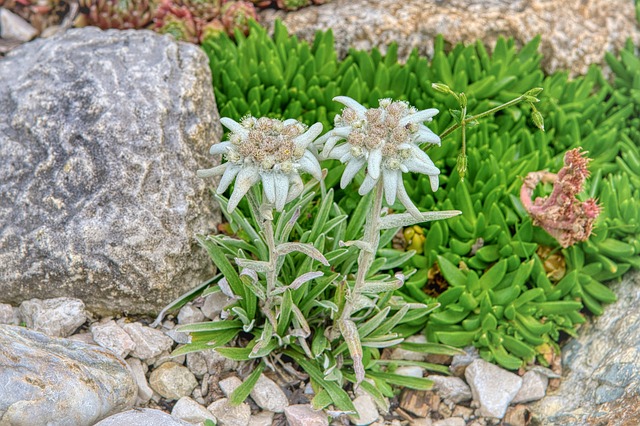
top-left (521, 148), bottom-right (601, 248)
top-left (318, 96), bottom-right (441, 218)
top-left (198, 116), bottom-right (323, 212)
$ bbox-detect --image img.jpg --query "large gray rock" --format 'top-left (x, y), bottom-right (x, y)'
top-left (0, 324), bottom-right (137, 425)
top-left (260, 0), bottom-right (640, 76)
top-left (0, 27), bottom-right (221, 316)
top-left (531, 272), bottom-right (640, 425)
top-left (94, 408), bottom-right (191, 426)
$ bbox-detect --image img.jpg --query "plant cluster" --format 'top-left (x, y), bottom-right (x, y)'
top-left (200, 21), bottom-right (640, 371)
top-left (0, 0), bottom-right (331, 42)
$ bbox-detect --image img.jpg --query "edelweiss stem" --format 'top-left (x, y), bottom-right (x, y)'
top-left (246, 188), bottom-right (278, 296)
top-left (340, 179), bottom-right (385, 322)
top-left (437, 95), bottom-right (527, 141)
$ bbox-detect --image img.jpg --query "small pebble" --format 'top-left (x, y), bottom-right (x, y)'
top-left (284, 404), bottom-right (329, 426)
top-left (19, 297), bottom-right (86, 337)
top-left (91, 319), bottom-right (136, 359)
top-left (149, 361), bottom-right (198, 401)
top-left (171, 396), bottom-right (217, 424)
top-left (219, 375), bottom-right (243, 397)
top-left (207, 398), bottom-right (251, 426)
top-left (127, 357), bottom-right (154, 405)
top-left (249, 411), bottom-right (275, 426)
top-left (250, 374), bottom-right (289, 413)
top-left (122, 322), bottom-right (173, 361)
top-left (178, 304), bottom-right (205, 325)
top-left (349, 394), bottom-right (379, 425)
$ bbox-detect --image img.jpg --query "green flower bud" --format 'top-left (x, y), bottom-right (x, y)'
top-left (432, 83), bottom-right (454, 95)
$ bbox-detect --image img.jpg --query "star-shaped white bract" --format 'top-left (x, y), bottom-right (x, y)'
top-left (198, 116), bottom-right (323, 213)
top-left (318, 97), bottom-right (441, 218)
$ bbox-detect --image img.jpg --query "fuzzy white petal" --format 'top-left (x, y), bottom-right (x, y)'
top-left (294, 122), bottom-right (323, 150)
top-left (396, 180), bottom-right (422, 220)
top-left (227, 166), bottom-right (259, 212)
top-left (283, 119), bottom-right (299, 126)
top-left (209, 142), bottom-right (231, 155)
top-left (299, 151), bottom-right (323, 180)
top-left (274, 173), bottom-right (290, 211)
top-left (358, 174), bottom-right (377, 195)
top-left (429, 174), bottom-right (440, 192)
top-left (261, 172), bottom-right (276, 203)
top-left (410, 146), bottom-right (440, 172)
top-left (286, 173), bottom-right (304, 203)
top-left (321, 136), bottom-right (343, 158)
top-left (383, 168), bottom-right (399, 206)
top-left (333, 96), bottom-right (367, 116)
top-left (341, 157), bottom-right (366, 189)
top-left (328, 144), bottom-right (352, 161)
top-left (404, 157), bottom-right (440, 175)
top-left (197, 163), bottom-right (227, 178)
top-left (220, 117), bottom-right (249, 138)
top-left (414, 128), bottom-right (441, 145)
top-left (368, 148), bottom-right (382, 180)
top-left (216, 164), bottom-right (241, 194)
top-left (399, 108), bottom-right (439, 126)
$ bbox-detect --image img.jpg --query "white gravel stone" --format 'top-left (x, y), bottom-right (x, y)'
top-left (219, 375), bottom-right (243, 397)
top-left (171, 396), bottom-right (217, 424)
top-left (19, 297), bottom-right (86, 337)
top-left (127, 357), bottom-right (154, 405)
top-left (433, 418), bottom-right (466, 426)
top-left (208, 398), bottom-right (251, 426)
top-left (411, 419), bottom-right (432, 426)
top-left (178, 304), bottom-right (206, 325)
top-left (67, 332), bottom-right (97, 345)
top-left (249, 411), bottom-right (275, 426)
top-left (250, 374), bottom-right (289, 413)
top-left (122, 322), bottom-right (173, 361)
top-left (429, 375), bottom-right (473, 403)
top-left (165, 328), bottom-right (191, 344)
top-left (465, 359), bottom-right (522, 419)
top-left (0, 303), bottom-right (20, 325)
top-left (511, 371), bottom-right (548, 404)
top-left (0, 8), bottom-right (37, 41)
top-left (149, 361), bottom-right (198, 401)
top-left (187, 349), bottom-right (238, 378)
top-left (95, 408), bottom-right (191, 426)
top-left (394, 366), bottom-right (425, 378)
top-left (389, 334), bottom-right (430, 362)
top-left (284, 404), bottom-right (329, 426)
top-left (201, 292), bottom-right (232, 319)
top-left (151, 350), bottom-right (185, 368)
top-left (349, 394), bottom-right (379, 425)
top-left (91, 320), bottom-right (137, 359)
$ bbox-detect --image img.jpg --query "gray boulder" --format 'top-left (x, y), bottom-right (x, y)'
top-left (94, 408), bottom-right (191, 426)
top-left (531, 272), bottom-right (640, 425)
top-left (260, 0), bottom-right (640, 76)
top-left (0, 27), bottom-right (221, 316)
top-left (0, 324), bottom-right (137, 425)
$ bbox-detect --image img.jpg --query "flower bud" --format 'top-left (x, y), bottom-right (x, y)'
top-left (532, 109), bottom-right (545, 131)
top-left (432, 83), bottom-right (454, 95)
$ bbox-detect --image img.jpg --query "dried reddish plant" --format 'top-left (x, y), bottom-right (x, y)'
top-left (520, 148), bottom-right (601, 248)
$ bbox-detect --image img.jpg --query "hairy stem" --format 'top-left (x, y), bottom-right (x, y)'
top-left (246, 189), bottom-right (278, 296)
top-left (339, 179), bottom-right (385, 322)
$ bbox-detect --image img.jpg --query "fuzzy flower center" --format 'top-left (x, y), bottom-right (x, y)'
top-left (227, 116), bottom-right (306, 172)
top-left (336, 99), bottom-right (420, 169)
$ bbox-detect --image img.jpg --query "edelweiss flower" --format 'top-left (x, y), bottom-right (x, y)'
top-left (318, 96), bottom-right (441, 217)
top-left (198, 116), bottom-right (323, 212)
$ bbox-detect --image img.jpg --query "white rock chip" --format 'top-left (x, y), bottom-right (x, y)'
top-left (249, 411), bottom-right (275, 426)
top-left (91, 320), bottom-right (137, 359)
top-left (449, 346), bottom-right (480, 377)
top-left (250, 374), bottom-right (289, 413)
top-left (201, 292), bottom-right (232, 319)
top-left (465, 359), bottom-right (523, 419)
top-left (207, 398), bottom-right (251, 426)
top-left (0, 8), bottom-right (37, 41)
top-left (178, 304), bottom-right (206, 325)
top-left (512, 370), bottom-right (548, 404)
top-left (126, 357), bottom-right (154, 405)
top-left (429, 375), bottom-right (473, 403)
top-left (94, 408), bottom-right (191, 426)
top-left (395, 366), bottom-right (425, 378)
top-left (149, 361), bottom-right (198, 401)
top-left (19, 297), bottom-right (86, 337)
top-left (389, 334), bottom-right (430, 362)
top-left (433, 418), bottom-right (466, 426)
top-left (349, 394), bottom-right (379, 425)
top-left (122, 322), bottom-right (173, 360)
top-left (187, 349), bottom-right (238, 378)
top-left (67, 332), bottom-right (97, 345)
top-left (219, 375), bottom-right (243, 397)
top-left (0, 303), bottom-right (20, 325)
top-left (171, 396), bottom-right (217, 424)
top-left (284, 404), bottom-right (329, 426)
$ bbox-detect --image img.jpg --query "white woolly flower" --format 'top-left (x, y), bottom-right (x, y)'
top-left (198, 116), bottom-right (323, 213)
top-left (317, 96), bottom-right (441, 218)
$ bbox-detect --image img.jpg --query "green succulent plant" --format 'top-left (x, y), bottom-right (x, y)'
top-left (199, 21), bottom-right (640, 370)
